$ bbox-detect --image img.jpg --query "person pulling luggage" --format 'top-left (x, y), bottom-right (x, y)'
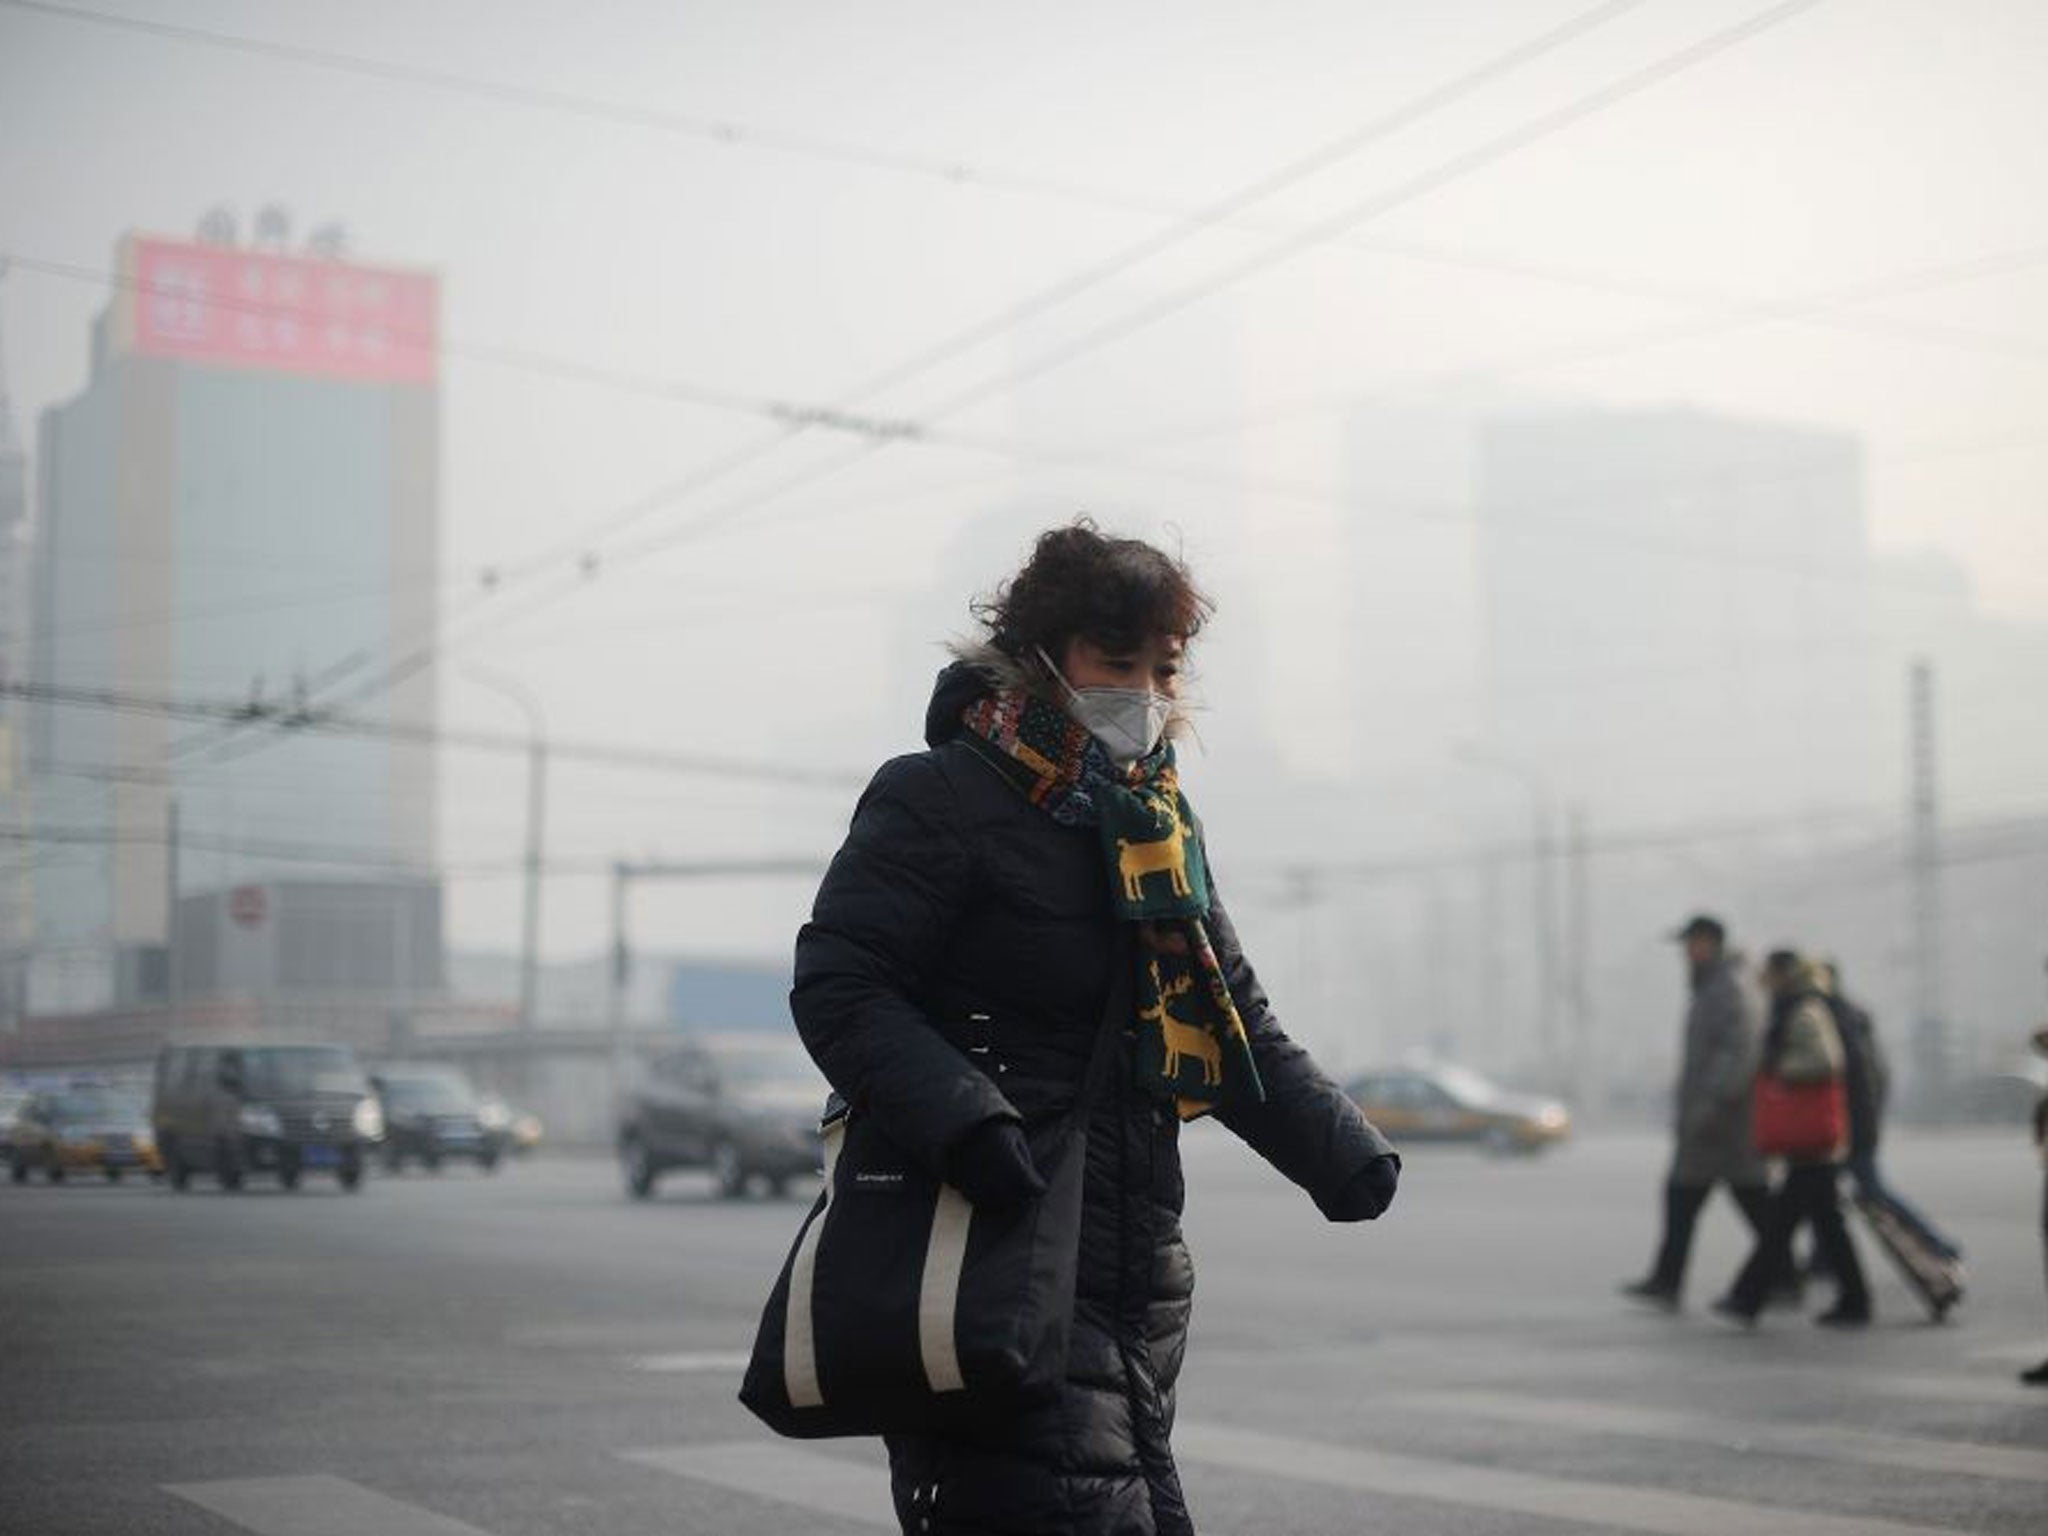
top-left (1713, 950), bottom-right (1871, 1328)
top-left (1816, 959), bottom-right (1963, 1321)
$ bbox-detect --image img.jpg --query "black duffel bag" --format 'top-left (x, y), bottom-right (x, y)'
top-left (739, 958), bottom-right (1129, 1438)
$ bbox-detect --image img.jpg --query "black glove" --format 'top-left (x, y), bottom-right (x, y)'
top-left (943, 1118), bottom-right (1046, 1209)
top-left (1320, 1152), bottom-right (1400, 1222)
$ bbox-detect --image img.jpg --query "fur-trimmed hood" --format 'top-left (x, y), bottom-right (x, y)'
top-left (924, 639), bottom-right (1196, 751)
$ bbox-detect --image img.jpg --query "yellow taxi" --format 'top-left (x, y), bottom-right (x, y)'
top-left (1344, 1062), bottom-right (1570, 1156)
top-left (8, 1084), bottom-right (164, 1183)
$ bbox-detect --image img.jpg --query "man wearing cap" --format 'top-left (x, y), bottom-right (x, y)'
top-left (1621, 914), bottom-right (1771, 1309)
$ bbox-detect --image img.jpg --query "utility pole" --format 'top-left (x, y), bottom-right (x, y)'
top-left (519, 731), bottom-right (545, 1046)
top-left (602, 855), bottom-right (827, 1104)
top-left (164, 796), bottom-right (181, 1018)
top-left (1565, 805), bottom-right (1591, 1111)
top-left (1477, 854), bottom-right (1505, 1067)
top-left (1534, 805), bottom-right (1559, 1076)
top-left (1908, 657), bottom-right (1947, 1115)
top-left (606, 860), bottom-right (629, 1106)
top-left (1456, 744), bottom-right (1558, 1076)
top-left (462, 669), bottom-right (547, 1093)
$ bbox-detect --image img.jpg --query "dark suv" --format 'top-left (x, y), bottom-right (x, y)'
top-left (617, 1033), bottom-right (823, 1200)
top-left (152, 1041), bottom-right (382, 1191)
top-left (372, 1067), bottom-right (504, 1173)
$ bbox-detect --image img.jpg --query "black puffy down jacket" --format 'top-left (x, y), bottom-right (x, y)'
top-left (790, 664), bottom-right (1395, 1536)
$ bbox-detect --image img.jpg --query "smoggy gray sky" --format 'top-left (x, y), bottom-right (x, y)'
top-left (3, 0), bottom-right (2046, 968)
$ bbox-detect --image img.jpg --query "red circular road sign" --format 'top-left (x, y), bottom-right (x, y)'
top-left (229, 885), bottom-right (268, 928)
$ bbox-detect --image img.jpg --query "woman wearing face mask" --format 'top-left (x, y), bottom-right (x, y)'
top-left (791, 519), bottom-right (1400, 1536)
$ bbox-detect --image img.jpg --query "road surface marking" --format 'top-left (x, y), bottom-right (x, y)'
top-left (1969, 1339), bottom-right (2048, 1365)
top-left (1829, 1370), bottom-right (2048, 1407)
top-left (629, 1349), bottom-right (752, 1373)
top-left (618, 1441), bottom-right (896, 1526)
top-left (167, 1474), bottom-right (498, 1536)
top-left (1401, 1389), bottom-right (2048, 1483)
top-left (1172, 1419), bottom-right (1973, 1536)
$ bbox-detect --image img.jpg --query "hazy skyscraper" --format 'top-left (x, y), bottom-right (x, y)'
top-left (27, 227), bottom-right (442, 1013)
top-left (1475, 405), bottom-right (1877, 825)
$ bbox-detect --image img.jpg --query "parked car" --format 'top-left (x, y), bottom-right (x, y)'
top-left (0, 1084), bottom-right (29, 1161)
top-left (9, 1084), bottom-right (162, 1183)
top-left (152, 1041), bottom-right (383, 1192)
top-left (618, 1033), bottom-right (824, 1199)
top-left (479, 1095), bottom-right (543, 1157)
top-left (372, 1067), bottom-right (503, 1172)
top-left (1344, 1062), bottom-right (1571, 1155)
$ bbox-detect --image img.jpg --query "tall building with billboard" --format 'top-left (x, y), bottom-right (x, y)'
top-left (25, 225), bottom-right (442, 1024)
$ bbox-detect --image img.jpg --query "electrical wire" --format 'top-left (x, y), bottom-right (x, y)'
top-left (220, 0), bottom-right (1831, 758)
top-left (1, 680), bottom-right (868, 789)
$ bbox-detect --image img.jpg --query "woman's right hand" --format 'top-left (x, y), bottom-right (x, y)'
top-left (943, 1118), bottom-right (1046, 1208)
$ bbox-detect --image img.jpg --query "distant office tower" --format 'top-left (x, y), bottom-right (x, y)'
top-left (27, 229), bottom-right (441, 1014)
top-left (1474, 406), bottom-right (1878, 824)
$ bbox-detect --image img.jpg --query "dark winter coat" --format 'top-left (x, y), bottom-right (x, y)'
top-left (1825, 992), bottom-right (1887, 1161)
top-left (1670, 953), bottom-right (1766, 1187)
top-left (790, 663), bottom-right (1394, 1536)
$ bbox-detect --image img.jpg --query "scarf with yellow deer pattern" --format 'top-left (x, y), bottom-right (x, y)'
top-left (958, 685), bottom-right (1265, 1119)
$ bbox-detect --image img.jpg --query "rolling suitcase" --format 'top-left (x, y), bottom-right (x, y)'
top-left (1854, 1189), bottom-right (1964, 1320)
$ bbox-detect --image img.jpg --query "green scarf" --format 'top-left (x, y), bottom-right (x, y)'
top-left (959, 683), bottom-right (1264, 1120)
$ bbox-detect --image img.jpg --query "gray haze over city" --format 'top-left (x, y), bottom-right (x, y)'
top-left (3, 0), bottom-right (2047, 1117)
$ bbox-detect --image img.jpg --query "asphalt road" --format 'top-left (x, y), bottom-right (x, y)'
top-left (3, 1127), bottom-right (2045, 1535)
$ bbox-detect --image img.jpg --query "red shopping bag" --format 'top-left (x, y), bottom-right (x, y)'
top-left (1752, 1072), bottom-right (1847, 1158)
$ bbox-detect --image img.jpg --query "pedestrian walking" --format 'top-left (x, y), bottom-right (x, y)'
top-left (1620, 913), bottom-right (1771, 1311)
top-left (783, 520), bottom-right (1400, 1535)
top-left (1816, 959), bottom-right (1964, 1320)
top-left (2024, 1022), bottom-right (2048, 1387)
top-left (1713, 950), bottom-right (1871, 1327)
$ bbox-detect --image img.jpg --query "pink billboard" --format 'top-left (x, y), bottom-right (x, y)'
top-left (125, 235), bottom-right (438, 383)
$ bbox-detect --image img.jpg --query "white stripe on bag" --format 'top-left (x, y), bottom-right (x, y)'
top-left (918, 1183), bottom-right (973, 1393)
top-left (782, 1118), bottom-right (844, 1409)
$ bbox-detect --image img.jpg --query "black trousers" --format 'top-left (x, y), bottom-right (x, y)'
top-left (1647, 1176), bottom-right (1771, 1292)
top-left (1730, 1162), bottom-right (1869, 1314)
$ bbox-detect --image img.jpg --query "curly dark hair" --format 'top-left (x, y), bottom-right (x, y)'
top-left (971, 519), bottom-right (1212, 660)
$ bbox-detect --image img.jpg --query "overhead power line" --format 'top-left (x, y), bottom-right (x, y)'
top-left (0, 825), bottom-right (826, 884)
top-left (1, 681), bottom-right (867, 791)
top-left (1094, 241), bottom-right (2048, 456)
top-left (897, 1), bottom-right (1832, 429)
top-left (220, 0), bottom-right (1826, 760)
top-left (0, 0), bottom-right (1634, 227)
top-left (0, 251), bottom-right (921, 445)
top-left (14, 791), bottom-right (2043, 891)
top-left (1237, 796), bottom-right (2048, 889)
top-left (24, 2), bottom-right (2040, 690)
top-left (463, 0), bottom-right (1650, 599)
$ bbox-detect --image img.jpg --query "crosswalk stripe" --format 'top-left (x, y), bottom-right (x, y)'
top-left (1171, 1419), bottom-right (1973, 1536)
top-left (166, 1474), bottom-right (499, 1536)
top-left (1821, 1369), bottom-right (2047, 1407)
top-left (1401, 1389), bottom-right (2048, 1484)
top-left (629, 1349), bottom-right (753, 1373)
top-left (618, 1442), bottom-right (896, 1527)
top-left (1968, 1340), bottom-right (2048, 1366)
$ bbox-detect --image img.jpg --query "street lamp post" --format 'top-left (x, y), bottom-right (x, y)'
top-left (464, 670), bottom-right (547, 1054)
top-left (1457, 743), bottom-right (1559, 1079)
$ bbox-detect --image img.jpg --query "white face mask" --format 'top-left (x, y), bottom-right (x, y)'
top-left (1037, 646), bottom-right (1172, 768)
